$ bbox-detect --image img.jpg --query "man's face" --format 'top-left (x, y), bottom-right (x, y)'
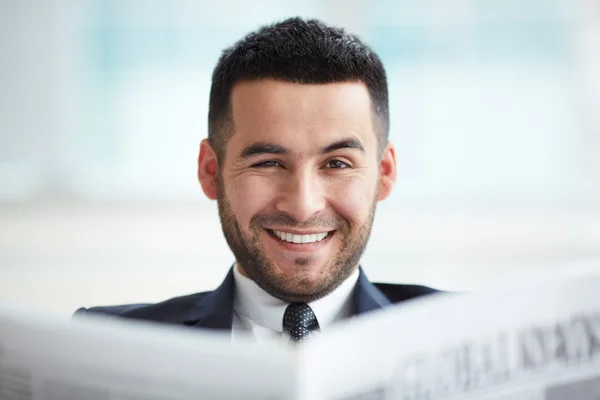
top-left (199, 80), bottom-right (396, 303)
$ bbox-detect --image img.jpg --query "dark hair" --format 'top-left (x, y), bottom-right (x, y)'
top-left (207, 17), bottom-right (389, 161)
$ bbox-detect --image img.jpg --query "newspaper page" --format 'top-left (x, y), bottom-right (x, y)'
top-left (0, 306), bottom-right (297, 400)
top-left (301, 266), bottom-right (600, 400)
top-left (3, 266), bottom-right (600, 400)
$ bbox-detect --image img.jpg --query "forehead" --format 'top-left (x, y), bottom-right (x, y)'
top-left (228, 79), bottom-right (376, 154)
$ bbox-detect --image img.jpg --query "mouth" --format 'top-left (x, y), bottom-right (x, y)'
top-left (265, 228), bottom-right (335, 248)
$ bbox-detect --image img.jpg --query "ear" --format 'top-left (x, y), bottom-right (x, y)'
top-left (198, 139), bottom-right (219, 200)
top-left (377, 141), bottom-right (397, 201)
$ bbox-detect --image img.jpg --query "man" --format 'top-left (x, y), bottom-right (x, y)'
top-left (75, 17), bottom-right (439, 343)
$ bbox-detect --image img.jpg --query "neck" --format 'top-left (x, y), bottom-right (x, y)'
top-left (236, 262), bottom-right (250, 278)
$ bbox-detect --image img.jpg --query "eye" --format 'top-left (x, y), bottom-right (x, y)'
top-left (252, 160), bottom-right (282, 168)
top-left (325, 159), bottom-right (350, 169)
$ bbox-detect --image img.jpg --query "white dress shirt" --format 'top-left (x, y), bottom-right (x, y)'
top-left (231, 264), bottom-right (359, 342)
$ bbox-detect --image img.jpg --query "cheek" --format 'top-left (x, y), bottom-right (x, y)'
top-left (327, 176), bottom-right (376, 224)
top-left (227, 176), bottom-right (277, 222)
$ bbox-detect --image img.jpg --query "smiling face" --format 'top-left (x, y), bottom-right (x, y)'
top-left (198, 79), bottom-right (396, 303)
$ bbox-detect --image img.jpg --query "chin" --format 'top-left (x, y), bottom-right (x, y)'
top-left (272, 256), bottom-right (328, 277)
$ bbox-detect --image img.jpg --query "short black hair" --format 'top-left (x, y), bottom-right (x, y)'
top-left (207, 17), bottom-right (389, 162)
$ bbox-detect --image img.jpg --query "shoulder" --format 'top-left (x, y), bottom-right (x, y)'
top-left (73, 291), bottom-right (212, 325)
top-left (373, 282), bottom-right (442, 304)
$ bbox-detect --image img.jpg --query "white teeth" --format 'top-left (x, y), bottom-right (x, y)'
top-left (272, 230), bottom-right (330, 244)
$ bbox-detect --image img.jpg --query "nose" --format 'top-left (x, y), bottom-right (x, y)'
top-left (275, 169), bottom-right (326, 223)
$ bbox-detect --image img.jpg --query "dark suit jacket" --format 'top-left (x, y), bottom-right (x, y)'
top-left (74, 267), bottom-right (439, 331)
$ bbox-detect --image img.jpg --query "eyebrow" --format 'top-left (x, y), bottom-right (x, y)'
top-left (320, 138), bottom-right (365, 154)
top-left (239, 142), bottom-right (288, 159)
top-left (238, 137), bottom-right (365, 159)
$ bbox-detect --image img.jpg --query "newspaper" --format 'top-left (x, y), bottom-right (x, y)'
top-left (2, 266), bottom-right (600, 400)
top-left (303, 267), bottom-right (600, 400)
top-left (0, 309), bottom-right (296, 399)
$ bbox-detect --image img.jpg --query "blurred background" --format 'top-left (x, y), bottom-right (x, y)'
top-left (1, 0), bottom-right (599, 315)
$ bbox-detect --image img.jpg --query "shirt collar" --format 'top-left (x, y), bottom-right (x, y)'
top-left (233, 264), bottom-right (359, 333)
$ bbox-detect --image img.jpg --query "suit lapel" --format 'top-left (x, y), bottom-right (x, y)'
top-left (354, 267), bottom-right (391, 314)
top-left (185, 267), bottom-right (236, 330)
top-left (184, 266), bottom-right (390, 331)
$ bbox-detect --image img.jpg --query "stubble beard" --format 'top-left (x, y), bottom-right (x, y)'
top-left (216, 174), bottom-right (377, 303)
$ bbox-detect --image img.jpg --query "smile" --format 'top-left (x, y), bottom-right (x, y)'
top-left (267, 229), bottom-right (332, 244)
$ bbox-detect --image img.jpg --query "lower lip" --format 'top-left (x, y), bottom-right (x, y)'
top-left (265, 229), bottom-right (334, 252)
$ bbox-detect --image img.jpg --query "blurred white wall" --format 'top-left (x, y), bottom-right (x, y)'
top-left (1, 0), bottom-right (599, 315)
